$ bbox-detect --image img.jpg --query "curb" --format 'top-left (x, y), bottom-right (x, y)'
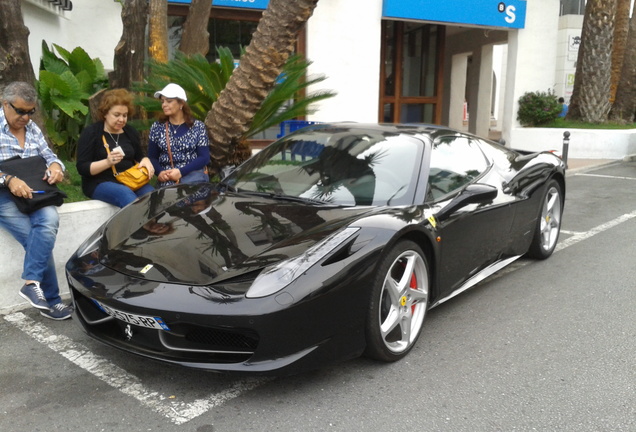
top-left (565, 160), bottom-right (621, 175)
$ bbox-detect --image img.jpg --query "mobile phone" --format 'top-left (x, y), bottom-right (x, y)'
top-left (112, 146), bottom-right (125, 155)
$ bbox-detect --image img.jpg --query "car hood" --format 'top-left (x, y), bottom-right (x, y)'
top-left (99, 183), bottom-right (375, 285)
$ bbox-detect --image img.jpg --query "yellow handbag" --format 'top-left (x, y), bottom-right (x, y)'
top-left (102, 136), bottom-right (150, 191)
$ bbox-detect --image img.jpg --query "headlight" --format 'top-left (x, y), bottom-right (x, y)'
top-left (246, 227), bottom-right (360, 298)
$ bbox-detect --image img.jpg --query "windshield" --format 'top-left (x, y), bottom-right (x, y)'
top-left (225, 126), bottom-right (423, 206)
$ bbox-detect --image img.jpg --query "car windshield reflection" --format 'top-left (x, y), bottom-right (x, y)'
top-left (226, 127), bottom-right (423, 206)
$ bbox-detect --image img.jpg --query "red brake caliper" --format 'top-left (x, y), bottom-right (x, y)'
top-left (410, 272), bottom-right (417, 314)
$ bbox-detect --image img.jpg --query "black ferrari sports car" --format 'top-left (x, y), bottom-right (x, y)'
top-left (66, 123), bottom-right (566, 375)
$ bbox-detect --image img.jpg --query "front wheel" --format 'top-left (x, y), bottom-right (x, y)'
top-left (364, 240), bottom-right (430, 362)
top-left (527, 179), bottom-right (564, 259)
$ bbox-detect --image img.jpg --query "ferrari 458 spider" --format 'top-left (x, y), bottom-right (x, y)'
top-left (66, 123), bottom-right (566, 375)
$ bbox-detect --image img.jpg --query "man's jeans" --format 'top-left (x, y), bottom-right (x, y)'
top-left (0, 190), bottom-right (61, 305)
top-left (92, 180), bottom-right (154, 208)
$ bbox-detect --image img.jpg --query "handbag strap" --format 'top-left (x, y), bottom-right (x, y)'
top-left (164, 122), bottom-right (180, 184)
top-left (164, 123), bottom-right (175, 169)
top-left (102, 135), bottom-right (119, 176)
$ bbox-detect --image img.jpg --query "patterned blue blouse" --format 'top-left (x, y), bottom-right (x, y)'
top-left (148, 119), bottom-right (210, 186)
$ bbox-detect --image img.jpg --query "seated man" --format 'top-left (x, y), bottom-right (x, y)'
top-left (0, 81), bottom-right (72, 320)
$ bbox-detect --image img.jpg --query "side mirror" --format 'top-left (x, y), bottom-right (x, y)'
top-left (436, 183), bottom-right (498, 221)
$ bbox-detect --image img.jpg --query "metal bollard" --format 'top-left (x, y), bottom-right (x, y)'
top-left (562, 131), bottom-right (570, 168)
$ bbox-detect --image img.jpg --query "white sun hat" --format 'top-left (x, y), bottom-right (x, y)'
top-left (154, 83), bottom-right (187, 101)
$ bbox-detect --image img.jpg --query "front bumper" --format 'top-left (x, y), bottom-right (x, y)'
top-left (65, 255), bottom-right (372, 375)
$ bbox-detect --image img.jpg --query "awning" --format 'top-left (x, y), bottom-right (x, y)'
top-left (382, 0), bottom-right (527, 29)
top-left (170, 0), bottom-right (268, 9)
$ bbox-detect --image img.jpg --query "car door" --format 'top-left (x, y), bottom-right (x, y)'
top-left (426, 135), bottom-right (515, 295)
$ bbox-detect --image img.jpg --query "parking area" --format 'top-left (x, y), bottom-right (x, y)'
top-left (1, 159), bottom-right (635, 431)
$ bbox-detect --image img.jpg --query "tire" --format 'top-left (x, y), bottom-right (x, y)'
top-left (526, 179), bottom-right (564, 259)
top-left (364, 240), bottom-right (430, 362)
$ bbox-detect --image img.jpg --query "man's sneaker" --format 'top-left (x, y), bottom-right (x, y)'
top-left (19, 282), bottom-right (50, 310)
top-left (40, 303), bottom-right (73, 321)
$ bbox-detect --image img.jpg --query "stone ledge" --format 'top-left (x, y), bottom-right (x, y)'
top-left (509, 127), bottom-right (636, 160)
top-left (0, 200), bottom-right (118, 312)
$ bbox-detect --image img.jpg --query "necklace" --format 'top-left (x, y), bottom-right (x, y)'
top-left (169, 122), bottom-right (183, 136)
top-left (105, 130), bottom-right (120, 147)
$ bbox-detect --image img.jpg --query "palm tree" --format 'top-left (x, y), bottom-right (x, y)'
top-left (0, 0), bottom-right (49, 136)
top-left (567, 0), bottom-right (617, 123)
top-left (610, 0), bottom-right (631, 103)
top-left (0, 0), bottom-right (36, 85)
top-left (179, 0), bottom-right (213, 56)
top-left (609, 11), bottom-right (636, 123)
top-left (108, 0), bottom-right (148, 90)
top-left (148, 0), bottom-right (169, 63)
top-left (204, 0), bottom-right (320, 174)
top-left (134, 48), bottom-right (334, 165)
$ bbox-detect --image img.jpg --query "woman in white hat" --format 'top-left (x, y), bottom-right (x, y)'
top-left (147, 83), bottom-right (210, 187)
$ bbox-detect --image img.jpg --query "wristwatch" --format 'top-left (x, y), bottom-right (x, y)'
top-left (0, 174), bottom-right (7, 188)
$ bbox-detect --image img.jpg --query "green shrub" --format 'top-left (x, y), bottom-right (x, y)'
top-left (517, 90), bottom-right (562, 127)
top-left (38, 42), bottom-right (109, 160)
top-left (57, 159), bottom-right (86, 203)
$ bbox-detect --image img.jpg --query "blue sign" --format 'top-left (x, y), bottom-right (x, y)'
top-left (383, 0), bottom-right (527, 29)
top-left (169, 0), bottom-right (269, 8)
top-left (213, 0), bottom-right (269, 9)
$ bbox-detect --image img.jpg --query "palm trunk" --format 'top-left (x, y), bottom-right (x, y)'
top-left (179, 0), bottom-right (213, 56)
top-left (0, 0), bottom-right (48, 140)
top-left (109, 0), bottom-right (148, 90)
top-left (148, 0), bottom-right (169, 63)
top-left (610, 0), bottom-right (630, 103)
top-left (609, 12), bottom-right (636, 123)
top-left (205, 0), bottom-right (319, 173)
top-left (567, 0), bottom-right (617, 123)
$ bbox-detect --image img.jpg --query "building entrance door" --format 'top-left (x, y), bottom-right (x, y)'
top-left (380, 21), bottom-right (444, 124)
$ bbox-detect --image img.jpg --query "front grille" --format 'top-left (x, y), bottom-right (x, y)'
top-left (72, 287), bottom-right (259, 364)
top-left (186, 327), bottom-right (258, 351)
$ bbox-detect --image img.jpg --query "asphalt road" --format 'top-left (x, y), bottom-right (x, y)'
top-left (1, 161), bottom-right (634, 432)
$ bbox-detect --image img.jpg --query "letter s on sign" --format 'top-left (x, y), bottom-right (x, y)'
top-left (505, 5), bottom-right (516, 24)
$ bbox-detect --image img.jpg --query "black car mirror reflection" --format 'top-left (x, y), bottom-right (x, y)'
top-left (436, 184), bottom-right (498, 221)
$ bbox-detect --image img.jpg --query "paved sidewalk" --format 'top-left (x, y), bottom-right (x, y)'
top-left (566, 158), bottom-right (618, 174)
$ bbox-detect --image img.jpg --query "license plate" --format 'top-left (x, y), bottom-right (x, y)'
top-left (92, 300), bottom-right (171, 331)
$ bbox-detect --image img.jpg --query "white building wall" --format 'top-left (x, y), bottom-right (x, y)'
top-left (502, 0), bottom-right (560, 145)
top-left (23, 0), bottom-right (122, 76)
top-left (555, 14), bottom-right (583, 103)
top-left (305, 0), bottom-right (383, 123)
top-left (18, 0), bottom-right (573, 145)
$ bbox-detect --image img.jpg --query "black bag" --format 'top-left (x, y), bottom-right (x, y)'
top-left (0, 156), bottom-right (67, 213)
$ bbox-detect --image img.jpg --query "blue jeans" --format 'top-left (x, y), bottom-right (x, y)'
top-left (181, 169), bottom-right (209, 184)
top-left (159, 169), bottom-right (209, 188)
top-left (0, 190), bottom-right (62, 306)
top-left (92, 181), bottom-right (155, 208)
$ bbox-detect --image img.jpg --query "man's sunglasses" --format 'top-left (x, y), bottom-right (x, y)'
top-left (9, 102), bottom-right (36, 116)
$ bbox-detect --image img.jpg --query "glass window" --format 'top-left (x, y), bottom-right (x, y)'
top-left (401, 23), bottom-right (438, 98)
top-left (475, 138), bottom-right (517, 167)
top-left (383, 103), bottom-right (395, 123)
top-left (399, 103), bottom-right (435, 123)
top-left (427, 137), bottom-right (489, 201)
top-left (228, 128), bottom-right (423, 206)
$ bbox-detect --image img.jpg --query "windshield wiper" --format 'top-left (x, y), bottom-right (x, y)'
top-left (217, 182), bottom-right (236, 193)
top-left (241, 190), bottom-right (333, 206)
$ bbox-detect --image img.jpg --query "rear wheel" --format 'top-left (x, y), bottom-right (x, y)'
top-left (364, 240), bottom-right (429, 362)
top-left (527, 179), bottom-right (563, 259)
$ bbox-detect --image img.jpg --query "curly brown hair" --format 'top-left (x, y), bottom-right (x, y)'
top-left (97, 88), bottom-right (135, 121)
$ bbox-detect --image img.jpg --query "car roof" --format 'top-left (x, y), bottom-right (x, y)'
top-left (302, 122), bottom-right (481, 142)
